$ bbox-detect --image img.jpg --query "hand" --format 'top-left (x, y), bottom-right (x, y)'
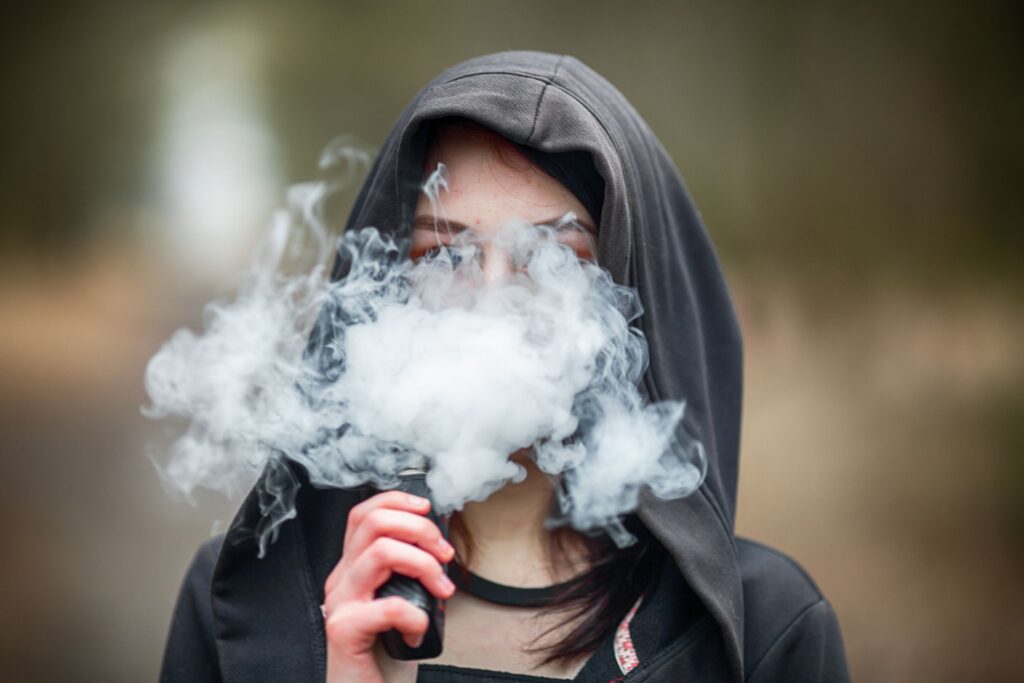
top-left (324, 490), bottom-right (456, 683)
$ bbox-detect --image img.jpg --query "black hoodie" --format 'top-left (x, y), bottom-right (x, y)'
top-left (160, 51), bottom-right (851, 683)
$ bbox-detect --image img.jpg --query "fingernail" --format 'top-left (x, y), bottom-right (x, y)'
top-left (437, 537), bottom-right (454, 557)
top-left (439, 573), bottom-right (455, 594)
top-left (407, 494), bottom-right (428, 508)
top-left (410, 634), bottom-right (424, 648)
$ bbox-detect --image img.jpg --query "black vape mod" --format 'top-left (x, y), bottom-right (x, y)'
top-left (374, 465), bottom-right (448, 660)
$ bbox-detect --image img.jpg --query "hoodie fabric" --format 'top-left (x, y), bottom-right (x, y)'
top-left (160, 51), bottom-right (850, 682)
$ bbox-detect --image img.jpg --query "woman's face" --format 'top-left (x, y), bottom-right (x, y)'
top-left (411, 129), bottom-right (597, 281)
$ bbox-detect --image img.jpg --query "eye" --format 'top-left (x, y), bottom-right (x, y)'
top-left (556, 230), bottom-right (597, 262)
top-left (410, 234), bottom-right (451, 262)
top-left (412, 243), bottom-right (467, 269)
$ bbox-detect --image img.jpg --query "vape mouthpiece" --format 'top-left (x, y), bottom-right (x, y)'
top-left (397, 455), bottom-right (428, 477)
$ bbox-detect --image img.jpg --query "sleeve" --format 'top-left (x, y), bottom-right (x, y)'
top-left (746, 599), bottom-right (851, 683)
top-left (159, 537), bottom-right (224, 683)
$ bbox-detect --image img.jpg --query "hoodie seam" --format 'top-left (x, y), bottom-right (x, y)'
top-left (697, 470), bottom-right (732, 534)
top-left (435, 68), bottom-right (619, 158)
top-left (745, 598), bottom-right (826, 680)
top-left (439, 69), bottom-right (555, 88)
top-left (526, 55), bottom-right (563, 145)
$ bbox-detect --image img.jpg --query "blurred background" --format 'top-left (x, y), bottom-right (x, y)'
top-left (1, 1), bottom-right (1021, 681)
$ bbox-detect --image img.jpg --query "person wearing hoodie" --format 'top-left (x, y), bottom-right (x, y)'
top-left (160, 51), bottom-right (851, 683)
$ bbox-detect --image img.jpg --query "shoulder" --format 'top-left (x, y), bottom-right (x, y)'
top-left (736, 537), bottom-right (825, 611)
top-left (735, 538), bottom-right (850, 682)
top-left (191, 534), bottom-right (226, 581)
top-left (177, 534), bottom-right (226, 601)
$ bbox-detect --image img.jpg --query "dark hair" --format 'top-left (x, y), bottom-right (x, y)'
top-left (423, 118), bottom-right (663, 668)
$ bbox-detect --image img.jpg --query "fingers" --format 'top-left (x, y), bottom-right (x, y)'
top-left (325, 596), bottom-right (430, 657)
top-left (343, 490), bottom-right (431, 550)
top-left (331, 537), bottom-right (455, 603)
top-left (346, 507), bottom-right (454, 564)
top-left (327, 491), bottom-right (452, 597)
top-left (323, 489), bottom-right (455, 670)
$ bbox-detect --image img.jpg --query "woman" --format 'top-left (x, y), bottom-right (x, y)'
top-left (161, 51), bottom-right (850, 682)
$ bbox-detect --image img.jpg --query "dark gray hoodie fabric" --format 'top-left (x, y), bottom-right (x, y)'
top-left (160, 51), bottom-right (851, 682)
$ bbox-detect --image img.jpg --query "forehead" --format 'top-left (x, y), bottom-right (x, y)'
top-left (416, 127), bottom-right (591, 226)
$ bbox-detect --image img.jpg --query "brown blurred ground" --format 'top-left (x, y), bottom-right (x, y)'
top-left (1, 2), bottom-right (1022, 681)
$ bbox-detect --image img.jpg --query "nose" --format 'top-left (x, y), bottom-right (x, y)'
top-left (480, 242), bottom-right (513, 285)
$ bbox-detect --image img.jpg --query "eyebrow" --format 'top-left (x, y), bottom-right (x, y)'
top-left (412, 215), bottom-right (467, 234)
top-left (412, 214), bottom-right (597, 235)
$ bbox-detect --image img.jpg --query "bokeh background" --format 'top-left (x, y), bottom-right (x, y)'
top-left (1, 1), bottom-right (1021, 681)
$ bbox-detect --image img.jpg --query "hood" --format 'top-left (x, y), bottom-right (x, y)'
top-left (213, 51), bottom-right (745, 682)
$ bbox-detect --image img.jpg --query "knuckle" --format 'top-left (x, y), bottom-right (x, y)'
top-left (325, 613), bottom-right (354, 643)
top-left (364, 508), bottom-right (389, 534)
top-left (367, 537), bottom-right (395, 563)
top-left (324, 569), bottom-right (345, 598)
top-left (327, 559), bottom-right (358, 597)
top-left (347, 504), bottom-right (366, 529)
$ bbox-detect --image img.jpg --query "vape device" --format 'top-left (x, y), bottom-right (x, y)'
top-left (374, 463), bottom-right (448, 660)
